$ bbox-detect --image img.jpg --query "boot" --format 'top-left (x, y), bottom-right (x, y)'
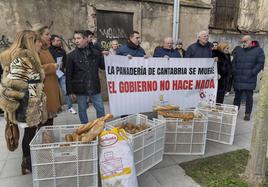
top-left (244, 113), bottom-right (250, 121)
top-left (21, 156), bottom-right (32, 175)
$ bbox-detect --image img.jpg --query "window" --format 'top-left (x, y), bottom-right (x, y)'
top-left (97, 10), bottom-right (134, 50)
top-left (212, 0), bottom-right (240, 30)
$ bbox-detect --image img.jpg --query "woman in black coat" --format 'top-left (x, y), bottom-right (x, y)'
top-left (213, 43), bottom-right (232, 103)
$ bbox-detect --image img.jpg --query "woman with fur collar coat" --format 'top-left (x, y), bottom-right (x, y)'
top-left (0, 30), bottom-right (47, 174)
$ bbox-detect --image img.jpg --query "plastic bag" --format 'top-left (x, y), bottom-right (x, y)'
top-left (99, 128), bottom-right (138, 187)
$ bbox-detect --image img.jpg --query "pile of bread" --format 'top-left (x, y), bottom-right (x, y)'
top-left (116, 123), bottom-right (150, 134)
top-left (154, 105), bottom-right (197, 120)
top-left (65, 114), bottom-right (113, 143)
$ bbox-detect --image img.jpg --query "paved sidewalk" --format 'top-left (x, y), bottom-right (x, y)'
top-left (0, 93), bottom-right (257, 187)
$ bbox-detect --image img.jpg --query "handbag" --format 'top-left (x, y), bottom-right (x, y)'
top-left (15, 89), bottom-right (29, 123)
top-left (15, 79), bottom-right (41, 122)
top-left (5, 116), bottom-right (20, 151)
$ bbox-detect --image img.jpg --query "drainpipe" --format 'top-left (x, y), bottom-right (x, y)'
top-left (172, 0), bottom-right (180, 47)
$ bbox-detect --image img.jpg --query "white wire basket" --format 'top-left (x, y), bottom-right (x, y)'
top-left (158, 110), bottom-right (208, 155)
top-left (197, 102), bottom-right (238, 145)
top-left (30, 125), bottom-right (98, 187)
top-left (105, 114), bottom-right (166, 176)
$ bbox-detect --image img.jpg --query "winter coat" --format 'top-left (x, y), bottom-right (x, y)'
top-left (39, 46), bottom-right (61, 118)
top-left (185, 41), bottom-right (213, 58)
top-left (116, 41), bottom-right (145, 57)
top-left (213, 50), bottom-right (232, 91)
top-left (176, 48), bottom-right (186, 58)
top-left (232, 46), bottom-right (265, 90)
top-left (153, 47), bottom-right (181, 58)
top-left (0, 49), bottom-right (47, 126)
top-left (66, 46), bottom-right (105, 95)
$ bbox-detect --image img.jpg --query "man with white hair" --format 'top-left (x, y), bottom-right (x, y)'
top-left (232, 35), bottom-right (265, 121)
top-left (153, 37), bottom-right (181, 58)
top-left (185, 30), bottom-right (213, 58)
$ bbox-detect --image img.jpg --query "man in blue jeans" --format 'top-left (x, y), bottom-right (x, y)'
top-left (49, 35), bottom-right (77, 114)
top-left (66, 30), bottom-right (105, 123)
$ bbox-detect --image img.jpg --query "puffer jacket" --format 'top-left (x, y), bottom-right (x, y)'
top-left (116, 41), bottom-right (146, 57)
top-left (232, 46), bottom-right (265, 90)
top-left (185, 41), bottom-right (213, 58)
top-left (153, 47), bottom-right (181, 58)
top-left (0, 49), bottom-right (47, 126)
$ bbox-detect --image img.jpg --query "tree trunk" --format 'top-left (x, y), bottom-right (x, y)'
top-left (243, 60), bottom-right (268, 186)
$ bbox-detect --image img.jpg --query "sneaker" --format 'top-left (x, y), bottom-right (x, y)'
top-left (225, 92), bottom-right (230, 96)
top-left (68, 107), bottom-right (77, 115)
top-left (244, 113), bottom-right (250, 121)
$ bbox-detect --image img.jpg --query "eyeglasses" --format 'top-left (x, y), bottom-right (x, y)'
top-left (240, 40), bottom-right (247, 43)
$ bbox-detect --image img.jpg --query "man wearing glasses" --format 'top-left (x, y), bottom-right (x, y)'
top-left (232, 35), bottom-right (265, 121)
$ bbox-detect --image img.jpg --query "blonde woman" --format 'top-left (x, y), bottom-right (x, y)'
top-left (32, 24), bottom-right (61, 125)
top-left (0, 30), bottom-right (47, 174)
top-left (213, 42), bottom-right (232, 103)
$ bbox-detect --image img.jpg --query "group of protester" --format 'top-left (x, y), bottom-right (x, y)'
top-left (0, 26), bottom-right (264, 176)
top-left (115, 30), bottom-right (264, 122)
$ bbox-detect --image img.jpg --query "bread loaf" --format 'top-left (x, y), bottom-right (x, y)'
top-left (154, 105), bottom-right (179, 112)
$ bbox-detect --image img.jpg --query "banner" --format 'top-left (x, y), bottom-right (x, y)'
top-left (105, 55), bottom-right (218, 116)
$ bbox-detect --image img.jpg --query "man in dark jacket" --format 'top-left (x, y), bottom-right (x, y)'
top-left (153, 37), bottom-right (181, 58)
top-left (84, 30), bottom-right (102, 52)
top-left (49, 34), bottom-right (77, 115)
top-left (232, 35), bottom-right (265, 121)
top-left (116, 31), bottom-right (146, 57)
top-left (185, 30), bottom-right (214, 58)
top-left (66, 30), bottom-right (105, 124)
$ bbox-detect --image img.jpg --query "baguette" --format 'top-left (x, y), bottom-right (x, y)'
top-left (65, 134), bottom-right (73, 142)
top-left (100, 114), bottom-right (113, 121)
top-left (158, 111), bottom-right (194, 120)
top-left (76, 114), bottom-right (113, 135)
top-left (76, 119), bottom-right (99, 135)
top-left (154, 105), bottom-right (179, 111)
top-left (81, 120), bottom-right (105, 143)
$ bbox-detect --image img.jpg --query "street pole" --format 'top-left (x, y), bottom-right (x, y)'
top-left (172, 0), bottom-right (180, 47)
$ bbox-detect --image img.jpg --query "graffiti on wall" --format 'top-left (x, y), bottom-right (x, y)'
top-left (0, 35), bottom-right (12, 49)
top-left (99, 27), bottom-right (128, 40)
top-left (97, 10), bottom-right (133, 50)
top-left (98, 27), bottom-right (126, 50)
top-left (60, 36), bottom-right (76, 51)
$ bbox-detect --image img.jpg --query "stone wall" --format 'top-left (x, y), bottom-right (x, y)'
top-left (0, 0), bottom-right (213, 100)
top-left (0, 0), bottom-right (213, 52)
top-left (179, 1), bottom-right (212, 48)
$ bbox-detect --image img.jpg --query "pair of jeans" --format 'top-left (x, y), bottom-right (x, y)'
top-left (76, 92), bottom-right (105, 124)
top-left (233, 90), bottom-right (253, 114)
top-left (58, 75), bottom-right (73, 109)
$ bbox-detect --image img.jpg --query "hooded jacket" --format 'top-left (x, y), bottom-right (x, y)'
top-left (232, 46), bottom-right (265, 90)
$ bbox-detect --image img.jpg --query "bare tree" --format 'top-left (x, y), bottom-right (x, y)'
top-left (242, 61), bottom-right (268, 186)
